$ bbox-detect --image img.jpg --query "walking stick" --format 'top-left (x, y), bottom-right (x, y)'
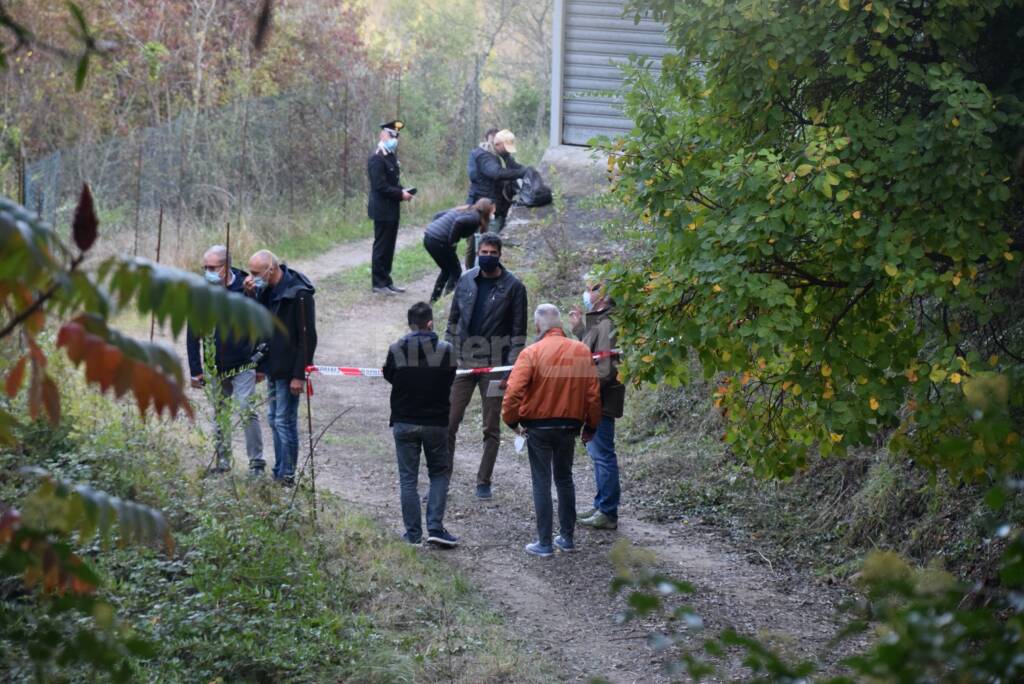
top-left (299, 295), bottom-right (317, 525)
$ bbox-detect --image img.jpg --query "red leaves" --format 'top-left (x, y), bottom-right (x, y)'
top-left (72, 183), bottom-right (98, 253)
top-left (58, 319), bottom-right (193, 419)
top-left (5, 357), bottom-right (26, 397)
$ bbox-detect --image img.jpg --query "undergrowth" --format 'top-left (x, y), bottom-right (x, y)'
top-left (0, 366), bottom-right (540, 683)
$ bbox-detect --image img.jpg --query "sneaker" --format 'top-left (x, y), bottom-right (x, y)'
top-left (248, 466), bottom-right (264, 479)
top-left (475, 484), bottom-right (493, 500)
top-left (426, 529), bottom-right (459, 548)
top-left (386, 284), bottom-right (406, 294)
top-left (372, 286), bottom-right (396, 296)
top-left (524, 541), bottom-right (554, 558)
top-left (579, 507), bottom-right (597, 520)
top-left (279, 476), bottom-right (296, 488)
top-left (554, 535), bottom-right (576, 553)
top-left (402, 532), bottom-right (422, 545)
top-left (579, 511), bottom-right (618, 530)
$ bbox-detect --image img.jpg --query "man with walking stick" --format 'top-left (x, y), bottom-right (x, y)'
top-left (245, 250), bottom-right (317, 486)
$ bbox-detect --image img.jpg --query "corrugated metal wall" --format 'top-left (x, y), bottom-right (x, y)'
top-left (559, 0), bottom-right (671, 145)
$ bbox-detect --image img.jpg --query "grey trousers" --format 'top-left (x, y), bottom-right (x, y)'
top-left (213, 369), bottom-right (264, 470)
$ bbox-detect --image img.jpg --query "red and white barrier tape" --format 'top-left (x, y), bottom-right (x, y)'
top-left (306, 350), bottom-right (620, 379)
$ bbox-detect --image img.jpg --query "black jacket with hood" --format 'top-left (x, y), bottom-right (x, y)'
top-left (186, 267), bottom-right (255, 377)
top-left (466, 144), bottom-right (524, 204)
top-left (445, 265), bottom-right (528, 367)
top-left (254, 264), bottom-right (318, 381)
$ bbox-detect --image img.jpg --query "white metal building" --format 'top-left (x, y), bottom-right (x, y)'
top-left (549, 0), bottom-right (671, 146)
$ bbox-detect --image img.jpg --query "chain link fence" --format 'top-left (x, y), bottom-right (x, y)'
top-left (23, 76), bottom-right (464, 265)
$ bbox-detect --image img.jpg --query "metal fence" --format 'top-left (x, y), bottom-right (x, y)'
top-left (22, 76), bottom-right (455, 264)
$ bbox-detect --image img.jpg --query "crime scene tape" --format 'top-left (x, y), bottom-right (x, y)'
top-left (306, 350), bottom-right (621, 379)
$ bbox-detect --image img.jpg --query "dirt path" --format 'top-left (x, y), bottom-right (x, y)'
top-left (281, 217), bottom-right (857, 682)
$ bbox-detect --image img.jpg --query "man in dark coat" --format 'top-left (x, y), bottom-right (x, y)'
top-left (445, 233), bottom-right (528, 499)
top-left (466, 128), bottom-right (527, 237)
top-left (245, 250), bottom-right (318, 485)
top-left (186, 245), bottom-right (264, 475)
top-left (383, 301), bottom-right (459, 547)
top-left (367, 120), bottom-right (414, 295)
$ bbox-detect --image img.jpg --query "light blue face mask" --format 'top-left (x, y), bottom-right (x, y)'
top-left (383, 137), bottom-right (398, 153)
top-left (252, 276), bottom-right (267, 291)
top-left (204, 270), bottom-right (222, 285)
top-left (583, 289), bottom-right (594, 312)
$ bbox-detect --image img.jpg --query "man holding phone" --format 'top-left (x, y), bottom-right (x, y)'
top-left (367, 119), bottom-right (414, 295)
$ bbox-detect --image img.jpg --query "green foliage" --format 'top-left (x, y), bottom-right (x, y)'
top-left (1, 192), bottom-right (274, 437)
top-left (604, 0), bottom-right (1024, 479)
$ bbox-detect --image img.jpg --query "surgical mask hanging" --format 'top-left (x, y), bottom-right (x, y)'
top-left (204, 270), bottom-right (222, 285)
top-left (478, 255), bottom-right (500, 273)
top-left (582, 289), bottom-right (594, 312)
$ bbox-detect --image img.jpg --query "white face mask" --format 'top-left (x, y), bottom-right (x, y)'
top-left (583, 289), bottom-right (594, 312)
top-left (204, 270), bottom-right (222, 285)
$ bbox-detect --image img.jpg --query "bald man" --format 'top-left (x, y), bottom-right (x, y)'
top-left (186, 245), bottom-right (265, 475)
top-left (244, 250), bottom-right (317, 486)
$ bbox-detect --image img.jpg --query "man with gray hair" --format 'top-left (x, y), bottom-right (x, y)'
top-left (186, 245), bottom-right (264, 475)
top-left (502, 304), bottom-right (602, 557)
top-left (244, 250), bottom-right (317, 485)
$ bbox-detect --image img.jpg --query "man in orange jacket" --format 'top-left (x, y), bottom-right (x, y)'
top-left (502, 304), bottom-right (602, 557)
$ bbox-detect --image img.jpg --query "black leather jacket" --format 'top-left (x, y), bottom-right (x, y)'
top-left (445, 266), bottom-right (528, 367)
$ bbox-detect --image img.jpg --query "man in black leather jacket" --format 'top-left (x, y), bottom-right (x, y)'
top-left (444, 233), bottom-right (528, 499)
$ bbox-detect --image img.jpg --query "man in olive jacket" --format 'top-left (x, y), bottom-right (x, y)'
top-left (570, 277), bottom-right (626, 530)
top-left (445, 232), bottom-right (528, 499)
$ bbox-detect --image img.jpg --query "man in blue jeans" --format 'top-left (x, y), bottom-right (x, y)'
top-left (245, 250), bottom-right (317, 486)
top-left (570, 276), bottom-right (626, 530)
top-left (383, 302), bottom-right (459, 546)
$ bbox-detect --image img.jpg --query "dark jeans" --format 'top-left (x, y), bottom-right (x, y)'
top-left (267, 379), bottom-right (300, 480)
top-left (424, 235), bottom-right (461, 302)
top-left (586, 416), bottom-right (619, 519)
top-left (372, 220), bottom-right (399, 288)
top-left (526, 427), bottom-right (578, 547)
top-left (447, 372), bottom-right (502, 486)
top-left (393, 422), bottom-right (450, 541)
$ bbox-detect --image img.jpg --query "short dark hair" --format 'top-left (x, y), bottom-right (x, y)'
top-left (485, 127), bottom-right (499, 139)
top-left (407, 301), bottom-right (433, 329)
top-left (478, 232), bottom-right (502, 254)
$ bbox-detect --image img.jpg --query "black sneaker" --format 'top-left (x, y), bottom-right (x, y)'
top-left (279, 476), bottom-right (296, 488)
top-left (475, 484), bottom-right (492, 500)
top-left (402, 532), bottom-right (422, 545)
top-left (387, 284), bottom-right (406, 293)
top-left (426, 529), bottom-right (458, 547)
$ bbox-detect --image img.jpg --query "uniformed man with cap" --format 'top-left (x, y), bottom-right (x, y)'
top-left (368, 120), bottom-right (414, 295)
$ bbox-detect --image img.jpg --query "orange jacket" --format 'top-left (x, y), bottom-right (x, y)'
top-left (501, 328), bottom-right (602, 430)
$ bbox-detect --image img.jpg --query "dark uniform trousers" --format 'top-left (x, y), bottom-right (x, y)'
top-left (372, 220), bottom-right (399, 288)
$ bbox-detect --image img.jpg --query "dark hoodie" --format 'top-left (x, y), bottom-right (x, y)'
top-left (254, 264), bottom-right (318, 381)
top-left (186, 267), bottom-right (255, 377)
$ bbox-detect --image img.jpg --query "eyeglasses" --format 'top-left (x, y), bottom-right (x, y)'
top-left (202, 263), bottom-right (226, 272)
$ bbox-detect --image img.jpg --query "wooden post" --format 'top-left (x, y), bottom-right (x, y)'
top-left (149, 205), bottom-right (164, 343)
top-left (341, 82), bottom-right (350, 208)
top-left (17, 145), bottom-right (26, 207)
top-left (133, 133), bottom-right (144, 256)
top-left (225, 221), bottom-right (231, 271)
top-left (299, 295), bottom-right (317, 525)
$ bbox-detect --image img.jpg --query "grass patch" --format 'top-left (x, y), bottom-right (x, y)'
top-left (319, 242), bottom-right (439, 309)
top-left (0, 364), bottom-right (546, 683)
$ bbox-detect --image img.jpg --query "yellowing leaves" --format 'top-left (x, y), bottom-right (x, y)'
top-left (949, 372), bottom-right (962, 385)
top-left (829, 432), bottom-right (844, 443)
top-left (869, 397), bottom-right (880, 411)
top-left (852, 210), bottom-right (862, 220)
top-left (796, 164), bottom-right (815, 177)
top-left (641, 354), bottom-right (655, 363)
top-left (712, 284), bottom-right (723, 293)
top-left (838, 0), bottom-right (850, 10)
top-left (767, 57), bottom-right (779, 71)
top-left (884, 263), bottom-right (899, 277)
top-left (821, 363), bottom-right (832, 377)
top-left (1004, 252), bottom-right (1015, 261)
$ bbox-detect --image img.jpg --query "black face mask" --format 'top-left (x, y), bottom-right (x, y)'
top-left (478, 255), bottom-right (500, 273)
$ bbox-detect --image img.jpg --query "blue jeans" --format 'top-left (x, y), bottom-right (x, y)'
top-left (267, 379), bottom-right (300, 480)
top-left (526, 427), bottom-right (577, 547)
top-left (586, 416), bottom-right (620, 519)
top-left (393, 423), bottom-right (451, 541)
